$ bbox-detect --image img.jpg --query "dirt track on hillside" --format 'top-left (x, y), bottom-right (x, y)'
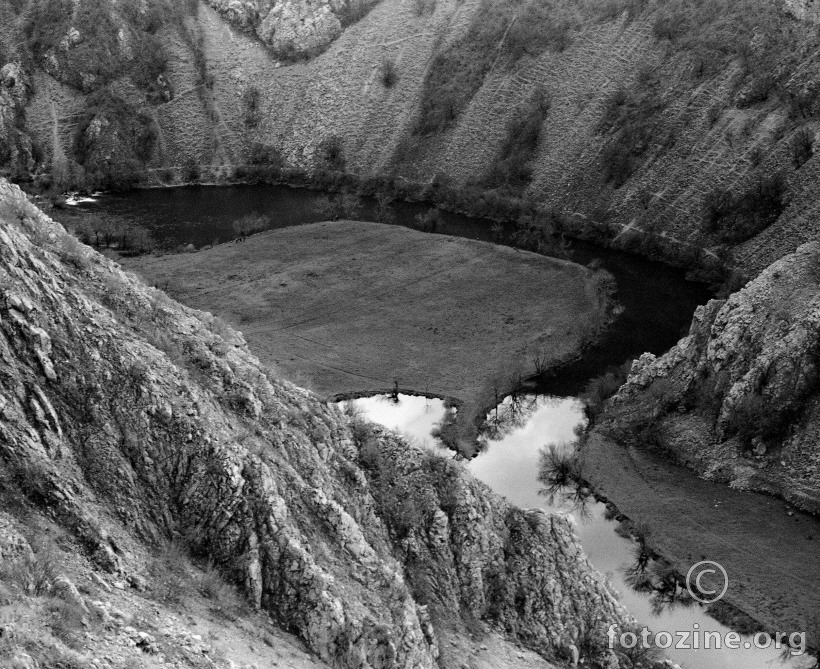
top-left (125, 220), bottom-right (609, 449)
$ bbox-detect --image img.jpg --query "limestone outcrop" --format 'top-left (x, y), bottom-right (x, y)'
top-left (784, 0), bottom-right (820, 21)
top-left (0, 178), bottom-right (633, 668)
top-left (206, 0), bottom-right (374, 59)
top-left (0, 63), bottom-right (33, 181)
top-left (600, 242), bottom-right (820, 513)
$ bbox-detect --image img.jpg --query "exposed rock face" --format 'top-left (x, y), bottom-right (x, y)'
top-left (207, 0), bottom-right (372, 59)
top-left (0, 64), bottom-right (34, 180)
top-left (783, 0), bottom-right (820, 21)
top-left (0, 178), bottom-right (631, 668)
top-left (602, 242), bottom-right (820, 513)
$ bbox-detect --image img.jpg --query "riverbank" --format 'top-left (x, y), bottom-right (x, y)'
top-left (123, 220), bottom-right (613, 451)
top-left (32, 162), bottom-right (734, 289)
top-left (583, 431), bottom-right (820, 650)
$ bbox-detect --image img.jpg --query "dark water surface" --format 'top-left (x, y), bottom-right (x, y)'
top-left (72, 183), bottom-right (712, 379)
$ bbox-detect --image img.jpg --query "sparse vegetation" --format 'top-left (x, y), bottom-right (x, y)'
top-left (58, 212), bottom-right (156, 255)
top-left (198, 562), bottom-right (244, 613)
top-left (725, 392), bottom-right (790, 444)
top-left (184, 157), bottom-right (201, 182)
top-left (316, 135), bottom-right (346, 173)
top-left (57, 232), bottom-right (91, 269)
top-left (379, 57), bottom-right (398, 88)
top-left (73, 89), bottom-right (158, 190)
top-left (431, 408), bottom-right (459, 450)
top-left (150, 541), bottom-right (189, 606)
top-left (414, 0), bottom-right (578, 135)
top-left (413, 207), bottom-right (443, 232)
top-left (241, 85), bottom-right (263, 128)
top-left (315, 190), bottom-right (362, 220)
top-left (0, 539), bottom-right (60, 597)
top-left (483, 87), bottom-right (549, 194)
top-left (182, 22), bottom-right (213, 91)
top-left (339, 0), bottom-right (378, 27)
top-left (47, 597), bottom-right (86, 649)
top-left (580, 359), bottom-right (635, 420)
top-left (21, 0), bottom-right (176, 98)
top-left (375, 192), bottom-right (396, 224)
top-left (358, 436), bottom-right (438, 538)
top-left (702, 172), bottom-right (787, 243)
top-left (231, 212), bottom-right (271, 238)
top-left (791, 127), bottom-right (814, 169)
top-left (598, 83), bottom-right (663, 188)
top-left (412, 0), bottom-right (436, 17)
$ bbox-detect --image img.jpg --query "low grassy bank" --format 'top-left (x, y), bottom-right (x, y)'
top-left (123, 220), bottom-right (613, 452)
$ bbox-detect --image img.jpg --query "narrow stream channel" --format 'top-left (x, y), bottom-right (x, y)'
top-left (345, 393), bottom-right (813, 669)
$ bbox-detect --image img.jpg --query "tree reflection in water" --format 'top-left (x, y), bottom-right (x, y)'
top-left (620, 529), bottom-right (695, 616)
top-left (535, 440), bottom-right (593, 519)
top-left (480, 392), bottom-right (541, 443)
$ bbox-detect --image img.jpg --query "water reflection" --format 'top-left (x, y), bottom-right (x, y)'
top-left (621, 548), bottom-right (696, 617)
top-left (341, 393), bottom-right (451, 450)
top-left (480, 392), bottom-right (541, 443)
top-left (347, 392), bottom-right (814, 669)
top-left (536, 440), bottom-right (591, 516)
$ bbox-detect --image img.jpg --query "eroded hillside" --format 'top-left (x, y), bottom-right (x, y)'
top-left (4, 0), bottom-right (820, 275)
top-left (0, 178), bottom-right (643, 668)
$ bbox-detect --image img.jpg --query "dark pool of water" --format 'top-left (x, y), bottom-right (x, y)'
top-left (69, 183), bottom-right (713, 380)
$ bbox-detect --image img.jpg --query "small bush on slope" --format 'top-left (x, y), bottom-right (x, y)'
top-left (791, 127), bottom-right (815, 169)
top-left (482, 87), bottom-right (550, 194)
top-left (379, 57), bottom-right (398, 88)
top-left (701, 172), bottom-right (787, 244)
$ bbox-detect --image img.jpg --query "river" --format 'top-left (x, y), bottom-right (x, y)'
top-left (64, 184), bottom-right (812, 668)
top-left (345, 393), bottom-right (813, 669)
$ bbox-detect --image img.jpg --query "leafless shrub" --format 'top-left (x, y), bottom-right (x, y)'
top-left (0, 539), bottom-right (60, 596)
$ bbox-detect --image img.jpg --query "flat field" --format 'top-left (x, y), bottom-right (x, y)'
top-left (124, 220), bottom-right (610, 448)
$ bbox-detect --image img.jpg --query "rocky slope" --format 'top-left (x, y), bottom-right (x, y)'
top-left (0, 176), bottom-right (640, 668)
top-left (597, 241), bottom-right (820, 514)
top-left (4, 0), bottom-right (820, 274)
top-left (206, 0), bottom-right (380, 59)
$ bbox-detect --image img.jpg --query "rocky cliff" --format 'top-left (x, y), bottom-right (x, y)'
top-left (4, 0), bottom-right (820, 274)
top-left (0, 176), bottom-right (638, 668)
top-left (598, 241), bottom-right (820, 514)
